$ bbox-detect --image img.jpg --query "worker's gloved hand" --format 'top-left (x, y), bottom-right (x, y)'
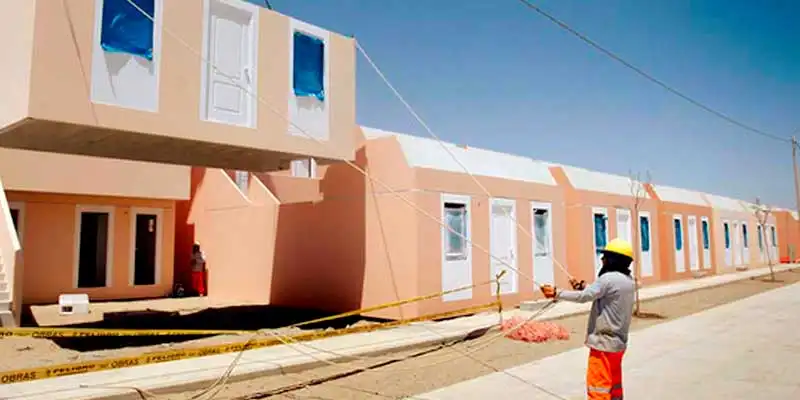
top-left (540, 285), bottom-right (557, 299)
top-left (569, 278), bottom-right (587, 290)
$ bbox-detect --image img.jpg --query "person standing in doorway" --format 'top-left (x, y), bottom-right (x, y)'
top-left (190, 242), bottom-right (207, 297)
top-left (539, 238), bottom-right (635, 400)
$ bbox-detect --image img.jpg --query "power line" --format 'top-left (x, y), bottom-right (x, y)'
top-left (516, 0), bottom-right (791, 144)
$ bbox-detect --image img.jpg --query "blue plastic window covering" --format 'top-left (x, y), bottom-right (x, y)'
top-left (293, 31), bottom-right (325, 101)
top-left (640, 216), bottom-right (651, 252)
top-left (742, 224), bottom-right (748, 248)
top-left (701, 220), bottom-right (710, 250)
top-left (674, 219), bottom-right (683, 250)
top-left (243, 0), bottom-right (270, 7)
top-left (758, 226), bottom-right (764, 250)
top-left (593, 214), bottom-right (607, 254)
top-left (724, 223), bottom-right (730, 249)
top-left (771, 226), bottom-right (777, 247)
top-left (100, 0), bottom-right (155, 61)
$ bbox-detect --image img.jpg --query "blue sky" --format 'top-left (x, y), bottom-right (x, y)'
top-left (271, 0), bottom-right (800, 208)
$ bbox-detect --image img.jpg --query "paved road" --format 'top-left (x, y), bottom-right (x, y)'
top-left (414, 281), bottom-right (800, 400)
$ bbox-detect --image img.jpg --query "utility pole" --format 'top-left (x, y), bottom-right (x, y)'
top-left (792, 136), bottom-right (800, 261)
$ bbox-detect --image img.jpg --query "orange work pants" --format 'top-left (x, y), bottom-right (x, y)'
top-left (586, 348), bottom-right (624, 399)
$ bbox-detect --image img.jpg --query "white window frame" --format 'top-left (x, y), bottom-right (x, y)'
top-left (591, 207), bottom-right (608, 248)
top-left (290, 158), bottom-right (318, 178)
top-left (128, 208), bottom-right (164, 286)
top-left (615, 207), bottom-right (632, 243)
top-left (74, 205), bottom-right (116, 288)
top-left (741, 222), bottom-right (749, 249)
top-left (723, 220), bottom-right (731, 249)
top-left (531, 201), bottom-right (554, 258)
top-left (234, 170), bottom-right (249, 192)
top-left (700, 216), bottom-right (710, 250)
top-left (7, 202), bottom-right (25, 244)
top-left (442, 194), bottom-right (471, 262)
top-left (673, 214), bottom-right (683, 250)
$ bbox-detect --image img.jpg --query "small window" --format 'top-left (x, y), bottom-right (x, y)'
top-left (234, 171), bottom-right (249, 192)
top-left (533, 209), bottom-right (550, 256)
top-left (77, 211), bottom-right (112, 288)
top-left (757, 226), bottom-right (764, 250)
top-left (293, 31), bottom-right (325, 101)
top-left (674, 218), bottom-right (683, 251)
top-left (444, 202), bottom-right (468, 260)
top-left (593, 213), bottom-right (607, 253)
top-left (701, 220), bottom-right (710, 250)
top-left (724, 223), bottom-right (730, 249)
top-left (640, 216), bottom-right (651, 252)
top-left (771, 226), bottom-right (777, 247)
top-left (290, 158), bottom-right (318, 178)
top-left (100, 0), bottom-right (156, 61)
top-left (742, 224), bottom-right (748, 248)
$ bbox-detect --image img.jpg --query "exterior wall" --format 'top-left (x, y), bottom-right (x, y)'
top-left (709, 208), bottom-right (752, 273)
top-left (0, 0), bottom-right (357, 170)
top-left (6, 191), bottom-right (175, 304)
top-left (654, 201), bottom-right (715, 281)
top-left (188, 169), bottom-right (279, 305)
top-left (774, 210), bottom-right (799, 262)
top-left (0, 148), bottom-right (189, 200)
top-left (550, 167), bottom-right (661, 285)
top-left (413, 168), bottom-right (567, 318)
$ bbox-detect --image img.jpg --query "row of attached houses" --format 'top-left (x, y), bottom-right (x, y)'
top-left (0, 0), bottom-right (796, 325)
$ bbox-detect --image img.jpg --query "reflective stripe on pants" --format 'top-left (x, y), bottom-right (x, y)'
top-left (586, 348), bottom-right (625, 400)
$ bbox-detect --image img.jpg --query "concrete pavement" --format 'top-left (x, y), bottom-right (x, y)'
top-left (414, 279), bottom-right (800, 400)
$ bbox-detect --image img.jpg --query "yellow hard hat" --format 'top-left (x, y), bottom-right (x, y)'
top-left (603, 238), bottom-right (634, 260)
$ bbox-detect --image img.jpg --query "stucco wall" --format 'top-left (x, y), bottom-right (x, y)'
top-left (7, 191), bottom-right (175, 304)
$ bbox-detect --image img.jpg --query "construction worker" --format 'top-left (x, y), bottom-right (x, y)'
top-left (539, 238), bottom-right (635, 400)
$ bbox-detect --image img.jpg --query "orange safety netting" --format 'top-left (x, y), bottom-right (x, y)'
top-left (501, 317), bottom-right (571, 343)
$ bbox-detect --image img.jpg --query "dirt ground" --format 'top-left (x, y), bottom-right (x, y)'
top-left (154, 269), bottom-right (800, 400)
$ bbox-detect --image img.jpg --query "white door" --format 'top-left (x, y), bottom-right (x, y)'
top-left (202, 0), bottom-right (258, 127)
top-left (616, 208), bottom-right (632, 243)
top-left (770, 226), bottom-right (779, 262)
top-left (742, 223), bottom-right (750, 265)
top-left (441, 194), bottom-right (472, 302)
top-left (532, 202), bottom-right (555, 286)
top-left (701, 217), bottom-right (711, 269)
top-left (757, 225), bottom-right (766, 263)
top-left (592, 208), bottom-right (609, 276)
top-left (687, 216), bottom-right (699, 271)
top-left (490, 199), bottom-right (517, 295)
top-left (674, 215), bottom-right (685, 272)
top-left (733, 222), bottom-right (741, 266)
top-left (638, 211), bottom-right (654, 277)
top-left (723, 221), bottom-right (732, 266)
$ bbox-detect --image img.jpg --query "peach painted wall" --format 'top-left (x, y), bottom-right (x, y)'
top-left (4, 0), bottom-right (356, 167)
top-left (6, 191), bottom-right (175, 304)
top-left (774, 210), bottom-right (799, 261)
top-left (709, 208), bottom-right (752, 273)
top-left (0, 0), bottom-right (34, 130)
top-left (550, 167), bottom-right (661, 285)
top-left (655, 202), bottom-right (714, 281)
top-left (189, 169), bottom-right (279, 305)
top-left (0, 148), bottom-right (189, 200)
top-left (413, 170), bottom-right (567, 318)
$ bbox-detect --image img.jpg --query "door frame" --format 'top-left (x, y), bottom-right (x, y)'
top-left (687, 215), bottom-right (699, 270)
top-left (441, 193), bottom-right (473, 302)
top-left (723, 220), bottom-right (732, 266)
top-left (531, 200), bottom-right (555, 286)
top-left (73, 205), bottom-right (115, 288)
top-left (615, 208), bottom-right (632, 243)
top-left (591, 207), bottom-right (609, 275)
top-left (129, 208), bottom-right (164, 286)
top-left (199, 0), bottom-right (260, 127)
top-left (700, 216), bottom-right (711, 269)
top-left (638, 210), bottom-right (654, 277)
top-left (489, 198), bottom-right (518, 295)
top-left (7, 201), bottom-right (24, 244)
top-left (673, 214), bottom-right (685, 272)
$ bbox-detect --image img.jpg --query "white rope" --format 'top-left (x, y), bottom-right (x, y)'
top-left (355, 40), bottom-right (574, 283)
top-left (113, 3), bottom-right (569, 399)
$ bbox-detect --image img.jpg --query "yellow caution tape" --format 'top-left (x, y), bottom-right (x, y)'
top-left (0, 301), bottom-right (499, 385)
top-left (0, 280), bottom-right (493, 338)
top-left (0, 327), bottom-right (253, 338)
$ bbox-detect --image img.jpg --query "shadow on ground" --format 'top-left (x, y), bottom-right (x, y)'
top-left (43, 305), bottom-right (384, 352)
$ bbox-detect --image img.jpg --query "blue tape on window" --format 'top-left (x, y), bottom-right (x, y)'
top-left (100, 0), bottom-right (155, 61)
top-left (293, 32), bottom-right (325, 102)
